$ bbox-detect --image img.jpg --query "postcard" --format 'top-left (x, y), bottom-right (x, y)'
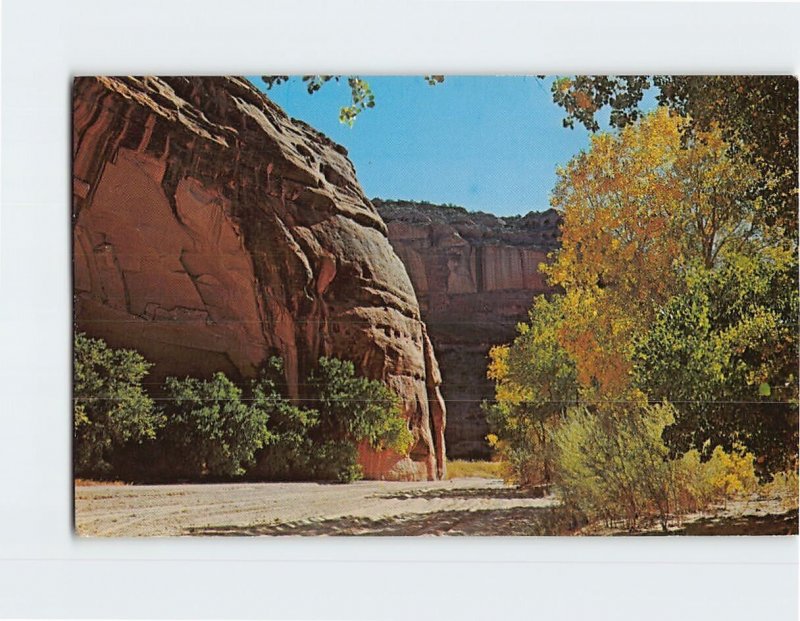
top-left (72, 75), bottom-right (798, 536)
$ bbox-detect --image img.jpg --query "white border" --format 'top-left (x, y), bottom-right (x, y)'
top-left (1, 1), bottom-right (798, 619)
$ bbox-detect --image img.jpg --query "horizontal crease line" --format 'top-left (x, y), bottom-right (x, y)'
top-left (71, 398), bottom-right (798, 404)
top-left (71, 318), bottom-right (800, 326)
top-left (71, 320), bottom-right (529, 325)
top-left (123, 380), bottom-right (790, 388)
top-left (131, 382), bottom-right (488, 386)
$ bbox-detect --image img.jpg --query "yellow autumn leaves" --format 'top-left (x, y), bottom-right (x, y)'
top-left (544, 107), bottom-right (763, 400)
top-left (484, 107), bottom-right (796, 528)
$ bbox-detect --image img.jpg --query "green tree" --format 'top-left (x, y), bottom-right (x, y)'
top-left (249, 357), bottom-right (320, 480)
top-left (308, 357), bottom-right (412, 481)
top-left (633, 251), bottom-right (799, 474)
top-left (73, 333), bottom-right (161, 477)
top-left (251, 356), bottom-right (412, 483)
top-left (486, 295), bottom-right (578, 486)
top-left (161, 373), bottom-right (272, 478)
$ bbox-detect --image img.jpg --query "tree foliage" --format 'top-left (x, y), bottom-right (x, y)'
top-left (310, 357), bottom-right (412, 452)
top-left (161, 373), bottom-right (272, 478)
top-left (157, 357), bottom-right (411, 482)
top-left (551, 75), bottom-right (798, 232)
top-left (545, 107), bottom-right (768, 397)
top-left (633, 251), bottom-right (799, 473)
top-left (261, 75), bottom-right (444, 126)
top-left (252, 356), bottom-right (411, 482)
top-left (73, 333), bottom-right (162, 477)
top-left (261, 75), bottom-right (375, 125)
top-left (248, 357), bottom-right (321, 480)
top-left (487, 103), bottom-right (796, 526)
top-left (486, 295), bottom-right (577, 485)
top-left (73, 332), bottom-right (411, 483)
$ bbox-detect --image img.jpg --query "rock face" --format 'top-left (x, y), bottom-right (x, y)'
top-left (73, 77), bottom-right (445, 480)
top-left (374, 199), bottom-right (560, 458)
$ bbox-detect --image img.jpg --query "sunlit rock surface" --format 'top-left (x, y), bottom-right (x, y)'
top-left (375, 199), bottom-right (559, 458)
top-left (73, 77), bottom-right (445, 480)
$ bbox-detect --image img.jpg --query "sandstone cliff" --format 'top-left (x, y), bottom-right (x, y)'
top-left (374, 199), bottom-right (559, 458)
top-left (73, 77), bottom-right (445, 480)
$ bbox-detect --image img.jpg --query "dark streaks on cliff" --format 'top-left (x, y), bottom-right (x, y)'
top-left (72, 77), bottom-right (447, 481)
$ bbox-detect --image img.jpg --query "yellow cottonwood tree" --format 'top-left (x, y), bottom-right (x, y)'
top-left (545, 107), bottom-right (762, 397)
top-left (488, 107), bottom-right (788, 523)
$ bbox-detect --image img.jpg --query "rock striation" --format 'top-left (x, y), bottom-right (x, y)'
top-left (73, 77), bottom-right (445, 480)
top-left (374, 199), bottom-right (560, 458)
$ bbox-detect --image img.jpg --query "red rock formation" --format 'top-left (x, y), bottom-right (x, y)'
top-left (73, 77), bottom-right (445, 480)
top-left (375, 199), bottom-right (559, 458)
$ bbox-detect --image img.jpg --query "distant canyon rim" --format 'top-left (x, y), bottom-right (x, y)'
top-left (375, 199), bottom-right (560, 458)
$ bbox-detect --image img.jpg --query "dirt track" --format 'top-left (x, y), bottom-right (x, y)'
top-left (74, 477), bottom-right (563, 537)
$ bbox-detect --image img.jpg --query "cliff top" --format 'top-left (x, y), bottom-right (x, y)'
top-left (373, 198), bottom-right (561, 248)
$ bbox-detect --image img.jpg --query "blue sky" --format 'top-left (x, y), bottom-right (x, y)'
top-left (250, 76), bottom-right (629, 217)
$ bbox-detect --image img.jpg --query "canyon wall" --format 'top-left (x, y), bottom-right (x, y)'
top-left (375, 199), bottom-right (559, 458)
top-left (73, 77), bottom-right (445, 480)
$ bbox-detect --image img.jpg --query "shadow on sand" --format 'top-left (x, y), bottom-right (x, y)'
top-left (638, 510), bottom-right (798, 536)
top-left (185, 504), bottom-right (579, 536)
top-left (374, 485), bottom-right (548, 502)
top-left (183, 488), bottom-right (797, 537)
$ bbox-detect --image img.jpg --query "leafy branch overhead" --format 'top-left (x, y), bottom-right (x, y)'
top-left (550, 75), bottom-right (799, 232)
top-left (261, 75), bottom-right (444, 126)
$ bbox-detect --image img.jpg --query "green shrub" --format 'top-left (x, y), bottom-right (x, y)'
top-left (73, 333), bottom-right (162, 477)
top-left (305, 357), bottom-right (413, 481)
top-left (555, 402), bottom-right (762, 529)
top-left (252, 356), bottom-right (412, 482)
top-left (161, 373), bottom-right (271, 478)
top-left (554, 402), bottom-right (676, 530)
top-left (314, 440), bottom-right (363, 483)
top-left (248, 358), bottom-right (319, 480)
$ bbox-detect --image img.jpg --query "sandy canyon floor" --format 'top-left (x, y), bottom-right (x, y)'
top-left (75, 478), bottom-right (562, 536)
top-left (74, 477), bottom-right (797, 537)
